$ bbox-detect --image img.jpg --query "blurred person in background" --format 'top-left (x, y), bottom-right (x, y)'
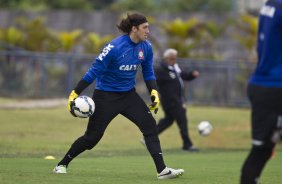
top-left (240, 0), bottom-right (282, 183)
top-left (53, 13), bottom-right (184, 179)
top-left (155, 48), bottom-right (200, 152)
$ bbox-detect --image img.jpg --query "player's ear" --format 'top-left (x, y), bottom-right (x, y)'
top-left (131, 26), bottom-right (138, 32)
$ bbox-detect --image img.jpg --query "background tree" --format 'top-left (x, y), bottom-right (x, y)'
top-left (82, 32), bottom-right (114, 54)
top-left (111, 0), bottom-right (155, 13)
top-left (0, 27), bottom-right (24, 49)
top-left (233, 14), bottom-right (258, 63)
top-left (161, 17), bottom-right (225, 59)
top-left (0, 0), bottom-right (233, 12)
top-left (47, 0), bottom-right (92, 10)
top-left (15, 17), bottom-right (61, 51)
top-left (158, 0), bottom-right (232, 12)
top-left (229, 14), bottom-right (258, 98)
top-left (58, 30), bottom-right (83, 52)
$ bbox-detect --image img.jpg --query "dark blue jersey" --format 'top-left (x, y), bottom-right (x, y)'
top-left (249, 0), bottom-right (282, 87)
top-left (82, 34), bottom-right (156, 91)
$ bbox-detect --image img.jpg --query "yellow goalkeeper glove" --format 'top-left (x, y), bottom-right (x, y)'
top-left (68, 90), bottom-right (78, 111)
top-left (148, 89), bottom-right (160, 114)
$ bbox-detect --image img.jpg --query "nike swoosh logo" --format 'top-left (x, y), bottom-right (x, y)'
top-left (158, 170), bottom-right (172, 177)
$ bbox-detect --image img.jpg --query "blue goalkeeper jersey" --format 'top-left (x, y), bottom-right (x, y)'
top-left (249, 0), bottom-right (282, 87)
top-left (82, 34), bottom-right (156, 92)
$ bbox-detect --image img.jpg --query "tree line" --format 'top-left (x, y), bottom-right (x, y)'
top-left (0, 14), bottom-right (257, 61)
top-left (0, 0), bottom-right (232, 12)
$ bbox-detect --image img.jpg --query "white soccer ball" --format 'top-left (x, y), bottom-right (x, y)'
top-left (198, 121), bottom-right (213, 136)
top-left (73, 96), bottom-right (95, 118)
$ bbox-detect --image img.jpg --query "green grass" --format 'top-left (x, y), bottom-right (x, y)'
top-left (0, 105), bottom-right (281, 183)
top-left (1, 152), bottom-right (281, 184)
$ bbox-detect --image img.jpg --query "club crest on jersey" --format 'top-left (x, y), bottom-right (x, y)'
top-left (138, 49), bottom-right (144, 60)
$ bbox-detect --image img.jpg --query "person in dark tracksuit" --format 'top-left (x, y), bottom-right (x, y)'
top-left (53, 13), bottom-right (184, 179)
top-left (240, 1), bottom-right (282, 184)
top-left (155, 48), bottom-right (200, 151)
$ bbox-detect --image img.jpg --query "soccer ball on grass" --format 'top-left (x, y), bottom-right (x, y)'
top-left (72, 96), bottom-right (95, 118)
top-left (198, 121), bottom-right (213, 136)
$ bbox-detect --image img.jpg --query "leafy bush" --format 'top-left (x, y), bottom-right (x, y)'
top-left (0, 27), bottom-right (24, 47)
top-left (82, 32), bottom-right (114, 54)
top-left (232, 14), bottom-right (258, 62)
top-left (58, 30), bottom-right (83, 52)
top-left (161, 17), bottom-right (226, 58)
top-left (0, 17), bottom-right (114, 54)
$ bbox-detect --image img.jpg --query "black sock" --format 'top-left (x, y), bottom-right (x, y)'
top-left (144, 134), bottom-right (166, 173)
top-left (240, 146), bottom-right (273, 184)
top-left (57, 151), bottom-right (74, 167)
top-left (57, 136), bottom-right (90, 167)
top-left (151, 153), bottom-right (166, 173)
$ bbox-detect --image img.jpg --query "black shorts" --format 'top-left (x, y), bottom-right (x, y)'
top-left (247, 84), bottom-right (282, 146)
top-left (86, 88), bottom-right (157, 135)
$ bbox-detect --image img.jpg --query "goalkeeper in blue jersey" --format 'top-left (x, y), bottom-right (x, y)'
top-left (53, 13), bottom-right (184, 179)
top-left (240, 1), bottom-right (282, 183)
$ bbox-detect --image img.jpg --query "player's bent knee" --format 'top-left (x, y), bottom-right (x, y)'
top-left (144, 133), bottom-right (159, 143)
top-left (83, 130), bottom-right (104, 149)
top-left (251, 144), bottom-right (274, 162)
top-left (143, 127), bottom-right (158, 139)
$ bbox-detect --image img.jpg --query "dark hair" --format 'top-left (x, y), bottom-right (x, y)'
top-left (117, 13), bottom-right (148, 34)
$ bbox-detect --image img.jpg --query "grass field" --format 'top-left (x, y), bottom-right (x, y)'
top-left (0, 104), bottom-right (281, 183)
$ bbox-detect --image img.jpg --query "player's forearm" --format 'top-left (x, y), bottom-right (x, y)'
top-left (145, 80), bottom-right (158, 93)
top-left (74, 79), bottom-right (91, 94)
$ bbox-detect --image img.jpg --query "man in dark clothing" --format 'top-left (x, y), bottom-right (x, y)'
top-left (155, 48), bottom-right (200, 151)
